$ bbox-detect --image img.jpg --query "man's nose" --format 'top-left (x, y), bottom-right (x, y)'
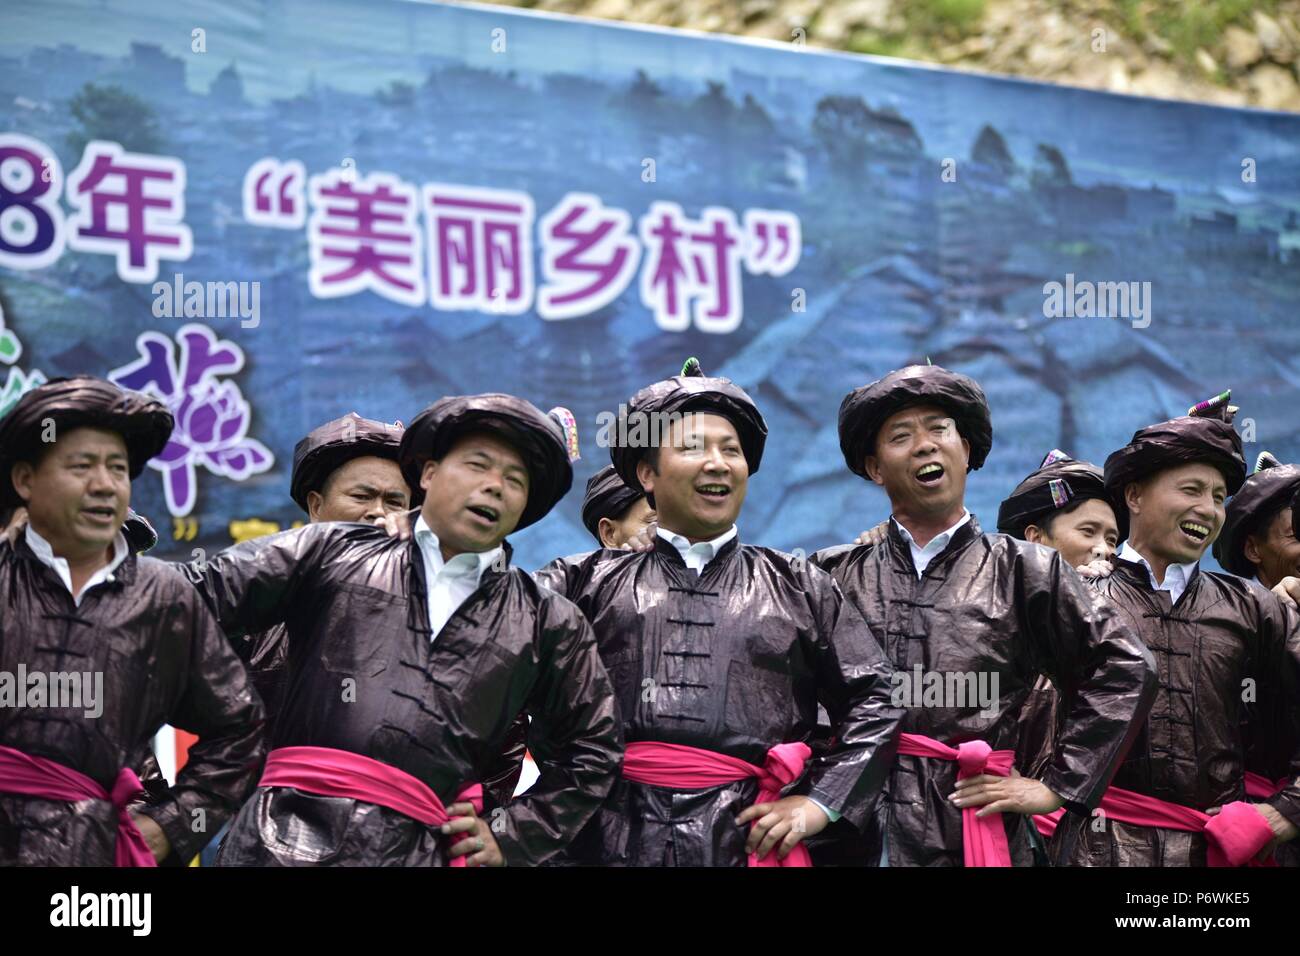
top-left (86, 465), bottom-right (117, 493)
top-left (481, 473), bottom-right (505, 499)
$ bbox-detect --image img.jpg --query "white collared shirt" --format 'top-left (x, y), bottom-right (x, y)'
top-left (1118, 541), bottom-right (1199, 606)
top-left (656, 525), bottom-right (738, 574)
top-left (25, 524), bottom-right (128, 607)
top-left (414, 515), bottom-right (502, 639)
top-left (892, 511), bottom-right (972, 579)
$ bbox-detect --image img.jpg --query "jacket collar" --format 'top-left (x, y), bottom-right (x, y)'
top-left (885, 512), bottom-right (982, 575)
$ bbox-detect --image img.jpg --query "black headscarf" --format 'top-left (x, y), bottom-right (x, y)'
top-left (1214, 451), bottom-right (1300, 577)
top-left (580, 464), bottom-right (646, 543)
top-left (1104, 390), bottom-right (1247, 503)
top-left (0, 376), bottom-right (173, 509)
top-left (609, 358), bottom-right (767, 494)
top-left (290, 412), bottom-right (407, 511)
top-left (399, 393), bottom-right (575, 531)
top-left (997, 449), bottom-right (1127, 542)
top-left (837, 363), bottom-right (993, 477)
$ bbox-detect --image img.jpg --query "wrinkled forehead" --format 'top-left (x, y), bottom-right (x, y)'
top-left (328, 454), bottom-right (406, 490)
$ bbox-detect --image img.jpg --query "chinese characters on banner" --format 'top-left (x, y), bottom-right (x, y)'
top-left (248, 156), bottom-right (802, 333)
top-left (2, 135), bottom-right (804, 332)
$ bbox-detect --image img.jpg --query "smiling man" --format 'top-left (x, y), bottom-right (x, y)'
top-left (181, 393), bottom-right (620, 867)
top-left (0, 376), bottom-right (265, 866)
top-left (535, 359), bottom-right (902, 867)
top-left (1050, 393), bottom-right (1300, 867)
top-left (812, 364), bottom-right (1156, 867)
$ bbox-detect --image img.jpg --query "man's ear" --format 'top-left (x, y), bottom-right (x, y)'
top-left (10, 461), bottom-right (34, 504)
top-left (960, 436), bottom-right (971, 468)
top-left (864, 454), bottom-right (884, 487)
top-left (306, 489), bottom-right (325, 522)
top-left (420, 458), bottom-right (438, 493)
top-left (1243, 534), bottom-right (1264, 568)
top-left (1124, 481), bottom-right (1143, 516)
top-left (597, 517), bottom-right (619, 549)
top-left (1024, 524), bottom-right (1046, 546)
top-left (635, 458), bottom-right (657, 498)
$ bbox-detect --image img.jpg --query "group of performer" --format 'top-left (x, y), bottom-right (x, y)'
top-left (0, 356), bottom-right (1297, 867)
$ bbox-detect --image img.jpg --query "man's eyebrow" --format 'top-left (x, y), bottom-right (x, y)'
top-left (346, 483), bottom-right (379, 496)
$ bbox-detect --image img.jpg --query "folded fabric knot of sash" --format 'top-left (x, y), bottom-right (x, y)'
top-left (896, 732), bottom-right (1017, 866)
top-left (0, 744), bottom-right (155, 866)
top-left (1032, 783), bottom-right (1279, 867)
top-left (259, 746), bottom-right (484, 867)
top-left (621, 740), bottom-right (814, 867)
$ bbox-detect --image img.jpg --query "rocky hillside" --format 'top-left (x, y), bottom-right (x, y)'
top-left (484, 0), bottom-right (1300, 111)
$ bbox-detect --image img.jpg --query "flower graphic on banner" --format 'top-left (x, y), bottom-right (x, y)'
top-left (108, 323), bottom-right (274, 516)
top-left (0, 302), bottom-right (48, 419)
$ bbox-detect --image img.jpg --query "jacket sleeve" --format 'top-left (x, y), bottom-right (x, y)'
top-left (1250, 588), bottom-right (1300, 830)
top-left (136, 575), bottom-right (267, 863)
top-left (531, 551), bottom-right (597, 601)
top-left (1018, 546), bottom-right (1157, 812)
top-left (181, 522), bottom-right (342, 641)
top-left (480, 713), bottom-right (529, 811)
top-left (491, 590), bottom-right (622, 867)
top-left (800, 563), bottom-right (903, 831)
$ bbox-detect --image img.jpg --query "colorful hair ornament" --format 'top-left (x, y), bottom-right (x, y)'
top-left (1048, 478), bottom-right (1072, 509)
top-left (1255, 450), bottom-right (1281, 473)
top-left (547, 406), bottom-right (581, 462)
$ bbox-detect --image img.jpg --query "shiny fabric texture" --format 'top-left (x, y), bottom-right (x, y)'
top-left (837, 365), bottom-right (994, 477)
top-left (1049, 560), bottom-right (1300, 866)
top-left (245, 413), bottom-right (405, 739)
top-left (0, 375), bottom-right (174, 508)
top-left (536, 534), bottom-right (903, 867)
top-left (1104, 413), bottom-right (1247, 499)
top-left (398, 394), bottom-right (573, 531)
top-left (185, 520), bottom-right (620, 866)
top-left (290, 412), bottom-right (407, 510)
top-left (0, 537), bottom-right (266, 865)
top-left (813, 516), bottom-right (1157, 866)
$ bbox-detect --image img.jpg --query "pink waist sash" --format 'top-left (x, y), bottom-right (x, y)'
top-left (1244, 772), bottom-right (1288, 800)
top-left (896, 732), bottom-right (1017, 867)
top-left (259, 746), bottom-right (483, 867)
top-left (0, 744), bottom-right (155, 867)
top-left (621, 740), bottom-right (814, 867)
top-left (1033, 784), bottom-right (1277, 867)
